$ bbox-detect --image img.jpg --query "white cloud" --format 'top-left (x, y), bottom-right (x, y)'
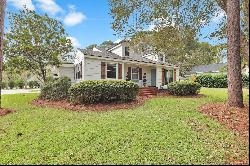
top-left (9, 0), bottom-right (35, 10)
top-left (64, 5), bottom-right (86, 26)
top-left (212, 10), bottom-right (226, 23)
top-left (35, 0), bottom-right (63, 15)
top-left (67, 36), bottom-right (81, 48)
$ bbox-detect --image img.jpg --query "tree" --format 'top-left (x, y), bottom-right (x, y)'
top-left (85, 44), bottom-right (97, 50)
top-left (99, 40), bottom-right (115, 49)
top-left (211, 0), bottom-right (249, 67)
top-left (227, 0), bottom-right (243, 107)
top-left (109, 0), bottom-right (245, 108)
top-left (130, 28), bottom-right (222, 76)
top-left (4, 8), bottom-right (73, 83)
top-left (0, 0), bottom-right (6, 108)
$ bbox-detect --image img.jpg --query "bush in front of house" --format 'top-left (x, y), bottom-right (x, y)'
top-left (68, 80), bottom-right (139, 104)
top-left (8, 80), bottom-right (16, 89)
top-left (16, 79), bottom-right (25, 89)
top-left (39, 77), bottom-right (71, 101)
top-left (195, 74), bottom-right (249, 88)
top-left (167, 81), bottom-right (202, 96)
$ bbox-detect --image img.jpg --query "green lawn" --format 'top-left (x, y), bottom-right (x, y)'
top-left (0, 88), bottom-right (249, 164)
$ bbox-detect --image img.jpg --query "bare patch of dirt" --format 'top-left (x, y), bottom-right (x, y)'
top-left (199, 103), bottom-right (249, 165)
top-left (0, 109), bottom-right (15, 116)
top-left (32, 96), bottom-right (149, 112)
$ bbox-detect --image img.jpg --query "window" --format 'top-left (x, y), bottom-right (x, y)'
top-left (158, 55), bottom-right (164, 61)
top-left (125, 47), bottom-right (130, 56)
top-left (75, 64), bottom-right (82, 79)
top-left (131, 67), bottom-right (139, 80)
top-left (107, 63), bottom-right (117, 79)
top-left (165, 70), bottom-right (173, 84)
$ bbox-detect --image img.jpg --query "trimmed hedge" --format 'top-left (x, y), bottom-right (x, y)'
top-left (8, 80), bottom-right (16, 89)
top-left (40, 77), bottom-right (71, 101)
top-left (68, 80), bottom-right (139, 104)
top-left (195, 74), bottom-right (249, 88)
top-left (28, 80), bottom-right (40, 89)
top-left (16, 80), bottom-right (25, 89)
top-left (167, 81), bottom-right (202, 96)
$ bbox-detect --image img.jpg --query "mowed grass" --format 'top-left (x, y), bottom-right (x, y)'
top-left (0, 88), bottom-right (249, 164)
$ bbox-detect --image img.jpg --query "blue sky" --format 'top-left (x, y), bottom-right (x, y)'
top-left (5, 0), bottom-right (225, 48)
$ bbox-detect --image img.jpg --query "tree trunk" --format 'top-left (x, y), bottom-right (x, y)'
top-left (227, 0), bottom-right (244, 108)
top-left (41, 69), bottom-right (47, 83)
top-left (0, 0), bottom-right (7, 108)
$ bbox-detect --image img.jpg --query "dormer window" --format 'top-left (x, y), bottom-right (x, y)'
top-left (125, 47), bottom-right (130, 56)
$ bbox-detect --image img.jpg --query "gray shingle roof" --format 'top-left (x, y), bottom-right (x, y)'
top-left (80, 48), bottom-right (174, 66)
top-left (190, 63), bottom-right (226, 74)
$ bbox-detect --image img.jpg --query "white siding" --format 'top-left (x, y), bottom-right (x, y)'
top-left (58, 67), bottom-right (75, 83)
top-left (84, 58), bottom-right (101, 80)
top-left (111, 45), bottom-right (123, 56)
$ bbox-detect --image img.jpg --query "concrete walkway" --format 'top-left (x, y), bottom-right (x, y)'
top-left (1, 89), bottom-right (40, 95)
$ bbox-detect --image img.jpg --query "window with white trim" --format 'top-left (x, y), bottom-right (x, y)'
top-left (107, 63), bottom-right (117, 79)
top-left (131, 67), bottom-right (139, 80)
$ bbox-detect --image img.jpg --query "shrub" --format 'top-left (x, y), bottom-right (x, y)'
top-left (195, 74), bottom-right (215, 88)
top-left (16, 80), bottom-right (25, 89)
top-left (8, 80), bottom-right (16, 89)
top-left (28, 81), bottom-right (35, 89)
top-left (28, 80), bottom-right (40, 88)
top-left (212, 74), bottom-right (228, 88)
top-left (167, 81), bottom-right (201, 96)
top-left (195, 74), bottom-right (249, 88)
top-left (40, 77), bottom-right (71, 101)
top-left (1, 82), bottom-right (7, 89)
top-left (68, 80), bottom-right (139, 104)
top-left (242, 74), bottom-right (249, 88)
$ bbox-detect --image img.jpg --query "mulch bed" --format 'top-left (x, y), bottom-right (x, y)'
top-left (0, 109), bottom-right (15, 116)
top-left (32, 96), bottom-right (149, 112)
top-left (32, 93), bottom-right (205, 112)
top-left (199, 103), bottom-right (249, 142)
top-left (199, 103), bottom-right (249, 165)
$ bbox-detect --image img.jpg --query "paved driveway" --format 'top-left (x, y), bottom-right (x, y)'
top-left (1, 89), bottom-right (40, 95)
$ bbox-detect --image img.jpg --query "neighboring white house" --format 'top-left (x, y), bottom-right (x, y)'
top-left (53, 40), bottom-right (180, 89)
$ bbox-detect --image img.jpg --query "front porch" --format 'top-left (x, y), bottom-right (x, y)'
top-left (123, 63), bottom-right (179, 89)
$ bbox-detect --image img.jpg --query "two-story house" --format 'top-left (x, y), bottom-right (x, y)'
top-left (53, 40), bottom-right (180, 89)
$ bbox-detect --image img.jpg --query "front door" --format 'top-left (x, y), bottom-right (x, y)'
top-left (151, 68), bottom-right (156, 87)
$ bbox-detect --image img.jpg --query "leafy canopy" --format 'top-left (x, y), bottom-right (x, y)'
top-left (4, 8), bottom-right (73, 83)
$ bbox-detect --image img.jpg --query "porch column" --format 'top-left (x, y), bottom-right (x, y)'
top-left (122, 63), bottom-right (125, 80)
top-left (156, 66), bottom-right (162, 89)
top-left (176, 68), bottom-right (180, 81)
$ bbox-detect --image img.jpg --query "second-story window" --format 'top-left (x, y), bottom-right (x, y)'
top-left (125, 47), bottom-right (130, 56)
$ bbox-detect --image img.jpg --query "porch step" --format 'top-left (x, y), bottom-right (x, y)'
top-left (139, 87), bottom-right (158, 97)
